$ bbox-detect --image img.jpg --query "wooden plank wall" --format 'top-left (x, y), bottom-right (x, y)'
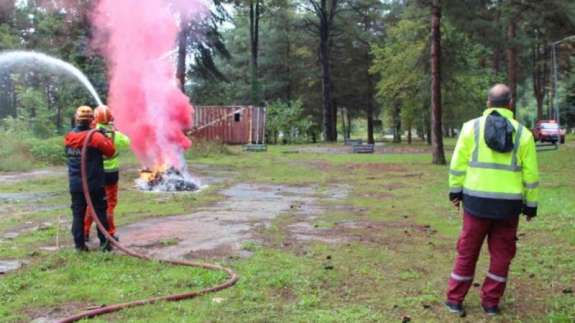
top-left (192, 106), bottom-right (265, 144)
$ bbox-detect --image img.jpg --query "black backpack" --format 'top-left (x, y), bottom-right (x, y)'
top-left (484, 110), bottom-right (514, 153)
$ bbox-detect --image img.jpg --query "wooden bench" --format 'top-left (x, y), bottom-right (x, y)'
top-left (352, 144), bottom-right (375, 154)
top-left (344, 138), bottom-right (363, 146)
top-left (243, 144), bottom-right (268, 152)
top-left (535, 142), bottom-right (558, 152)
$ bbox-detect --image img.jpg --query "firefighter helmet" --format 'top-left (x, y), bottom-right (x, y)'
top-left (94, 105), bottom-right (113, 125)
top-left (75, 106), bottom-right (94, 123)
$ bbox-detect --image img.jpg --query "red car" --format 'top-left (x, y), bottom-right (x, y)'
top-left (533, 120), bottom-right (565, 144)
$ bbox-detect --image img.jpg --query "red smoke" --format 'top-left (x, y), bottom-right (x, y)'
top-left (92, 0), bottom-right (205, 168)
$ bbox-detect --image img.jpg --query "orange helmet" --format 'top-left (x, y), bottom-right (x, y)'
top-left (94, 105), bottom-right (114, 125)
top-left (75, 106), bottom-right (94, 123)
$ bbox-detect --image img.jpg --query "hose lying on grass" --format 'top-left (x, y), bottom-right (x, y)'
top-left (57, 129), bottom-right (239, 323)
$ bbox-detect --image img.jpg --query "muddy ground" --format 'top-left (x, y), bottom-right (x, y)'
top-left (118, 183), bottom-right (349, 259)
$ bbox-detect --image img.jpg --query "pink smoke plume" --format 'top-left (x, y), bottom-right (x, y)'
top-left (91, 0), bottom-right (205, 169)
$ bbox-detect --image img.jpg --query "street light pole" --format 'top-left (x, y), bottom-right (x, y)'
top-left (552, 44), bottom-right (558, 121)
top-left (551, 35), bottom-right (575, 123)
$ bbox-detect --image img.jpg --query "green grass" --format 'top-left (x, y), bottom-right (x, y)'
top-left (0, 140), bottom-right (573, 322)
top-left (0, 251), bottom-right (227, 322)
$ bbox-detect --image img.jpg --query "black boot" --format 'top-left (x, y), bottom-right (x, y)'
top-left (76, 245), bottom-right (89, 252)
top-left (100, 240), bottom-right (113, 252)
top-left (445, 302), bottom-right (466, 317)
top-left (482, 304), bottom-right (499, 316)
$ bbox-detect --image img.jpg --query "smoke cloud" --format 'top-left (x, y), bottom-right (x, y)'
top-left (92, 0), bottom-right (205, 168)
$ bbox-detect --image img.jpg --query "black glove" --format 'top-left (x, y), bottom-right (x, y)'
top-left (522, 205), bottom-right (537, 218)
top-left (449, 192), bottom-right (463, 202)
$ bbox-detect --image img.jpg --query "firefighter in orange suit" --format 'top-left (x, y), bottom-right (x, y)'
top-left (84, 105), bottom-right (130, 241)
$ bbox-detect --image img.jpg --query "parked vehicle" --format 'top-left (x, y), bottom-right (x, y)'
top-left (533, 120), bottom-right (565, 144)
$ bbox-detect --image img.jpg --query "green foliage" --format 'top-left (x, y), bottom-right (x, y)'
top-left (0, 130), bottom-right (35, 172)
top-left (0, 24), bottom-right (18, 50)
top-left (27, 136), bottom-right (66, 165)
top-left (0, 117), bottom-right (33, 171)
top-left (370, 3), bottom-right (497, 139)
top-left (16, 86), bottom-right (58, 138)
top-left (370, 12), bottom-right (428, 103)
top-left (266, 99), bottom-right (313, 144)
top-left (0, 117), bottom-right (65, 171)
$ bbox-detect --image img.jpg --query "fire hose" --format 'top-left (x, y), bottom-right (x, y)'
top-left (57, 129), bottom-right (239, 323)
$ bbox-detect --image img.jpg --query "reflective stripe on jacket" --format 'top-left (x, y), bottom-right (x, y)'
top-left (449, 108), bottom-right (539, 219)
top-left (96, 123), bottom-right (130, 173)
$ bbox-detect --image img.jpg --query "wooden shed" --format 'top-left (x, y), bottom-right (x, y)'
top-left (190, 106), bottom-right (266, 145)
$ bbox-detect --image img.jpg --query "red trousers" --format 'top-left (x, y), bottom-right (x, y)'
top-left (85, 183), bottom-right (118, 236)
top-left (447, 211), bottom-right (519, 307)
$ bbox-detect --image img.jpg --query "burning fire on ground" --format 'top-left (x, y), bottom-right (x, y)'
top-left (137, 164), bottom-right (200, 192)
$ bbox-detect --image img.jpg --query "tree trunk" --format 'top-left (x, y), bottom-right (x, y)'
top-left (332, 97), bottom-right (338, 139)
top-left (430, 0), bottom-right (446, 164)
top-left (346, 108), bottom-right (352, 139)
top-left (317, 0), bottom-right (338, 142)
top-left (366, 67), bottom-right (375, 144)
top-left (506, 20), bottom-right (518, 112)
top-left (0, 70), bottom-right (15, 118)
top-left (320, 28), bottom-right (335, 141)
top-left (493, 48), bottom-right (502, 77)
top-left (362, 16), bottom-right (375, 144)
top-left (532, 41), bottom-right (547, 121)
top-left (250, 0), bottom-right (261, 105)
top-left (393, 102), bottom-right (401, 143)
top-left (176, 17), bottom-right (189, 92)
top-left (285, 19), bottom-right (292, 102)
top-left (425, 110), bottom-right (432, 145)
top-left (407, 120), bottom-right (412, 144)
top-left (340, 107), bottom-right (347, 139)
top-left (492, 11), bottom-right (502, 78)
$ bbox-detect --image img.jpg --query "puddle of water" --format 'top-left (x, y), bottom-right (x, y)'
top-left (0, 192), bottom-right (57, 203)
top-left (0, 169), bottom-right (64, 183)
top-left (119, 183), bottom-right (347, 259)
top-left (0, 260), bottom-right (23, 274)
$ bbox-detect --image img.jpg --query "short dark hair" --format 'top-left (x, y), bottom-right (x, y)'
top-left (75, 119), bottom-right (91, 128)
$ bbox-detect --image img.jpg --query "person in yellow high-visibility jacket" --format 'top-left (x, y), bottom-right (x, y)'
top-left (84, 105), bottom-right (130, 241)
top-left (445, 84), bottom-right (539, 317)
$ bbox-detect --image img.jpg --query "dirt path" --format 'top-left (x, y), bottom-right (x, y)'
top-left (118, 183), bottom-right (348, 259)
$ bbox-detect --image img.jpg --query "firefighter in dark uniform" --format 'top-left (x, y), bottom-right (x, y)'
top-left (65, 106), bottom-right (116, 251)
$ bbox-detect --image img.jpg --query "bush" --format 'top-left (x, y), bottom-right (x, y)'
top-left (0, 117), bottom-right (66, 171)
top-left (186, 139), bottom-right (235, 159)
top-left (0, 131), bottom-right (36, 172)
top-left (266, 99), bottom-right (314, 144)
top-left (27, 137), bottom-right (66, 165)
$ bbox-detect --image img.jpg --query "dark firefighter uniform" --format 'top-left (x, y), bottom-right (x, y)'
top-left (65, 106), bottom-right (116, 251)
top-left (446, 107), bottom-right (539, 309)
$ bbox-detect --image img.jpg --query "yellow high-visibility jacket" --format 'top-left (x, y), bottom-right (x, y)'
top-left (449, 108), bottom-right (539, 218)
top-left (96, 123), bottom-right (130, 173)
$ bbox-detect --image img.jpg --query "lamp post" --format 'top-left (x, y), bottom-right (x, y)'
top-left (551, 35), bottom-right (575, 123)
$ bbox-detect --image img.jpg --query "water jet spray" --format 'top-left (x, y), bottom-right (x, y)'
top-left (0, 50), bottom-right (103, 106)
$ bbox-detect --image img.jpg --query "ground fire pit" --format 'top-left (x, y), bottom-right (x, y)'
top-left (137, 165), bottom-right (200, 192)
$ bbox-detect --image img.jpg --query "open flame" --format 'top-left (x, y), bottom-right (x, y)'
top-left (139, 164), bottom-right (170, 187)
top-left (137, 164), bottom-right (200, 192)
